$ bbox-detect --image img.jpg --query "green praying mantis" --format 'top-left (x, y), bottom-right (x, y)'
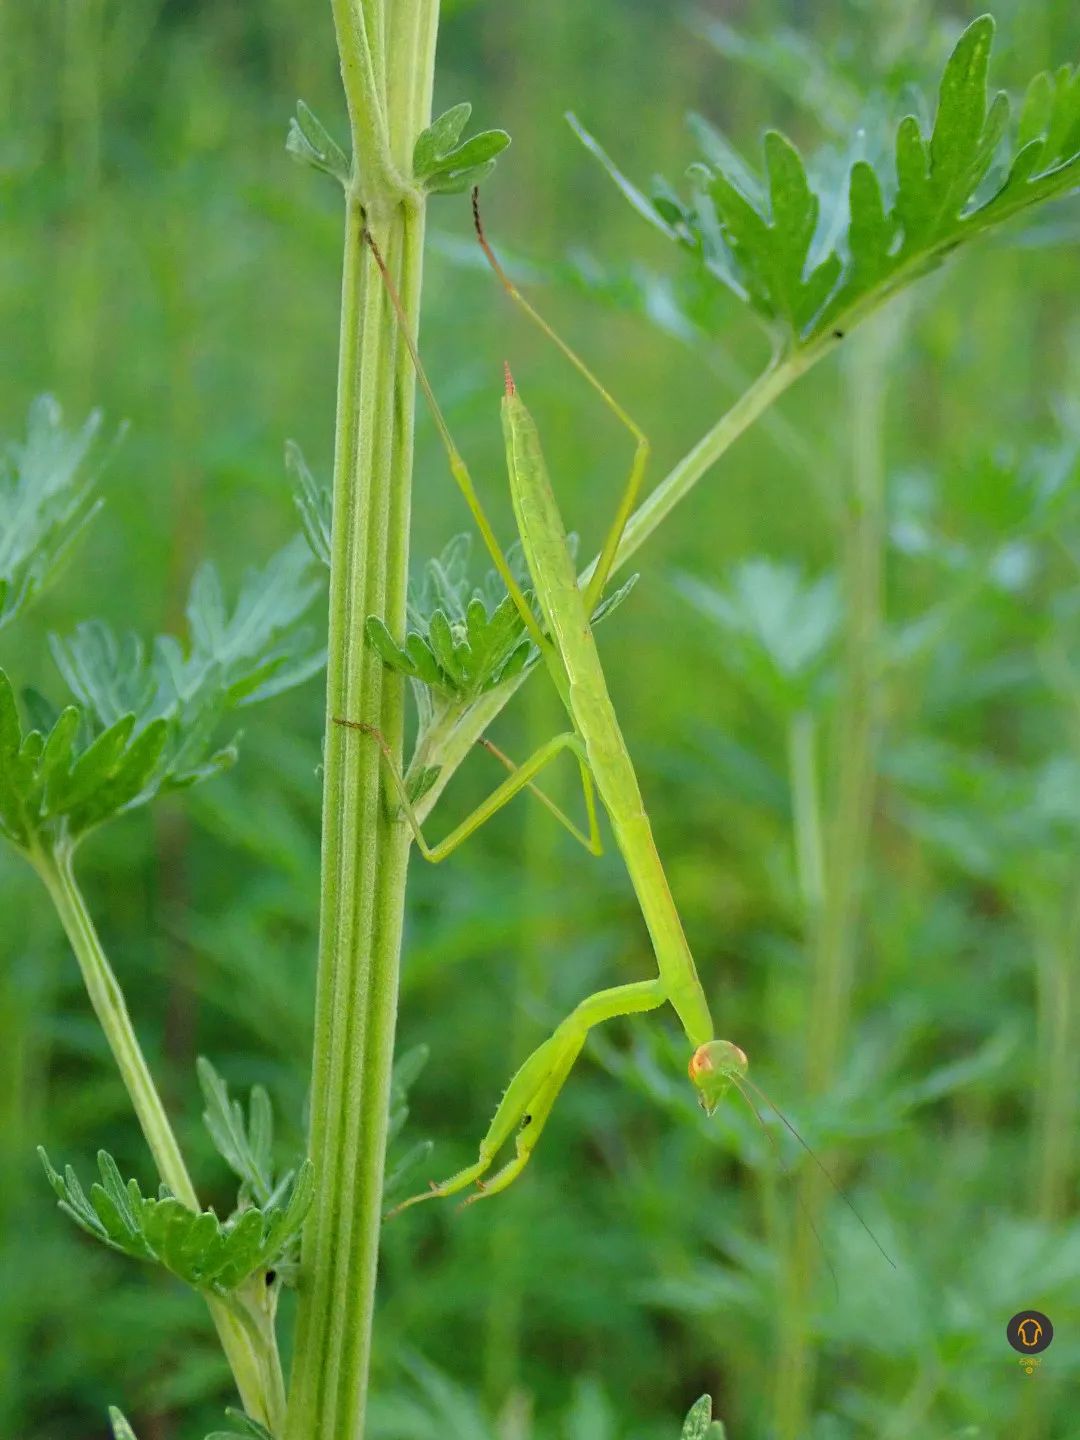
top-left (341, 195), bottom-right (890, 1260)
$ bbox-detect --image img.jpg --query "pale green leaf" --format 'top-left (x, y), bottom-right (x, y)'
top-left (577, 16), bottom-right (1080, 347)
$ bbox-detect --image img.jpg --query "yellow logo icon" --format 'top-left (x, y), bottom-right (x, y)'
top-left (1006, 1310), bottom-right (1053, 1359)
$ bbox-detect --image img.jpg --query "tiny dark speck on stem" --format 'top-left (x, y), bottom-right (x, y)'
top-left (833, 329), bottom-right (845, 340)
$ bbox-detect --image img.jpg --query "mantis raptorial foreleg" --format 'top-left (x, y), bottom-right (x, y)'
top-left (335, 719), bottom-right (603, 860)
top-left (386, 978), bottom-right (666, 1217)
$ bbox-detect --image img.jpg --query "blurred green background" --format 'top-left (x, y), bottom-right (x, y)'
top-left (3, 1), bottom-right (1080, 1437)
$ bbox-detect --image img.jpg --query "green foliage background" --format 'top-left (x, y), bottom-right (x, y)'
top-left (2, 1), bottom-right (1079, 1436)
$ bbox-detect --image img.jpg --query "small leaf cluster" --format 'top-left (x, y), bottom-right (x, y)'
top-left (285, 98), bottom-right (510, 197)
top-left (680, 1395), bottom-right (727, 1440)
top-left (367, 532), bottom-right (637, 744)
top-left (286, 100), bottom-right (349, 185)
top-left (286, 440), bottom-right (332, 568)
top-left (198, 1057), bottom-right (311, 1283)
top-left (412, 103), bottom-right (510, 194)
top-left (573, 16), bottom-right (1080, 349)
top-left (110, 1405), bottom-right (272, 1440)
top-left (0, 395), bottom-right (114, 631)
top-left (384, 1043), bottom-right (434, 1203)
top-left (38, 1146), bottom-right (313, 1294)
top-left (676, 559), bottom-right (840, 715)
top-left (198, 1057), bottom-right (284, 1209)
top-left (0, 538), bottom-right (323, 856)
top-left (366, 534), bottom-right (539, 722)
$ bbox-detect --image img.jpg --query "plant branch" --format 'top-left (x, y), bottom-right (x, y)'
top-left (413, 344), bottom-right (822, 821)
top-left (772, 311), bottom-right (900, 1439)
top-left (31, 843), bottom-right (283, 1429)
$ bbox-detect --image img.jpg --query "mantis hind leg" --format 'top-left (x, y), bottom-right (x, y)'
top-left (386, 977), bottom-right (666, 1217)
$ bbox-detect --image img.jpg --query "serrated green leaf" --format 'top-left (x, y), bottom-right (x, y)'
top-left (680, 1395), bottom-right (726, 1440)
top-left (928, 15), bottom-right (995, 184)
top-left (566, 113), bottom-right (678, 239)
top-left (286, 99), bottom-right (350, 184)
top-left (705, 128), bottom-right (841, 333)
top-left (413, 102), bottom-right (473, 177)
top-left (221, 1412), bottom-right (274, 1440)
top-left (44, 1144), bottom-right (313, 1291)
top-left (286, 439), bottom-right (331, 567)
top-left (108, 1408), bottom-right (140, 1440)
top-left (249, 1086), bottom-right (274, 1183)
top-left (39, 705), bottom-right (80, 782)
top-left (0, 396), bottom-right (114, 632)
top-left (49, 714), bottom-right (136, 814)
top-left (384, 1138), bottom-right (435, 1198)
top-left (424, 159), bottom-right (499, 196)
top-left (0, 536), bottom-right (325, 854)
top-left (405, 765), bottom-right (442, 806)
top-left (211, 1206), bottom-right (267, 1289)
top-left (429, 129), bottom-right (510, 176)
top-left (96, 1149), bottom-right (143, 1237)
top-left (66, 716), bottom-right (169, 829)
top-left (365, 615), bottom-right (418, 677)
top-left (416, 107), bottom-right (510, 195)
top-left (39, 1148), bottom-right (105, 1240)
top-left (427, 609), bottom-right (464, 684)
top-left (262, 1159), bottom-right (314, 1260)
top-left (590, 572), bottom-right (639, 628)
top-left (197, 1056), bottom-right (276, 1206)
top-left (465, 594), bottom-right (491, 658)
top-left (392, 1042), bottom-right (431, 1099)
top-left (578, 17), bottom-right (1080, 347)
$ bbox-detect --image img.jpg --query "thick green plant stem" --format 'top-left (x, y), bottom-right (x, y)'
top-left (787, 710), bottom-right (826, 920)
top-left (1031, 897), bottom-right (1080, 1222)
top-left (32, 844), bottom-right (282, 1429)
top-left (285, 3), bottom-right (437, 1436)
top-left (773, 315), bottom-right (898, 1439)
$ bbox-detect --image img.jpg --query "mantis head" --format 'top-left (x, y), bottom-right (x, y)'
top-left (688, 1040), bottom-right (748, 1115)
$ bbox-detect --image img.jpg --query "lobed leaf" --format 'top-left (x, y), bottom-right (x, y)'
top-left (0, 395), bottom-right (116, 631)
top-left (197, 1057), bottom-right (277, 1207)
top-left (676, 560), bottom-right (840, 715)
top-left (39, 1148), bottom-right (315, 1293)
top-left (413, 102), bottom-right (510, 195)
top-left (216, 1413), bottom-right (274, 1440)
top-left (575, 16), bottom-right (1080, 348)
top-left (370, 533), bottom-right (638, 757)
top-left (0, 537), bottom-right (325, 857)
top-left (286, 99), bottom-right (350, 184)
top-left (108, 1409), bottom-right (140, 1440)
top-left (0, 676), bottom-right (174, 850)
top-left (681, 1395), bottom-right (726, 1440)
top-left (286, 439), bottom-right (332, 567)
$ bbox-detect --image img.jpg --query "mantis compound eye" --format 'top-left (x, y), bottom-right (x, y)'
top-left (688, 1040), bottom-right (749, 1115)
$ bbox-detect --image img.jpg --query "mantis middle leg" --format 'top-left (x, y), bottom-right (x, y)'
top-left (336, 719), bottom-right (603, 860)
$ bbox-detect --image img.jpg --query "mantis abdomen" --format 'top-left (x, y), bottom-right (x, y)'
top-left (504, 387), bottom-right (715, 1052)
